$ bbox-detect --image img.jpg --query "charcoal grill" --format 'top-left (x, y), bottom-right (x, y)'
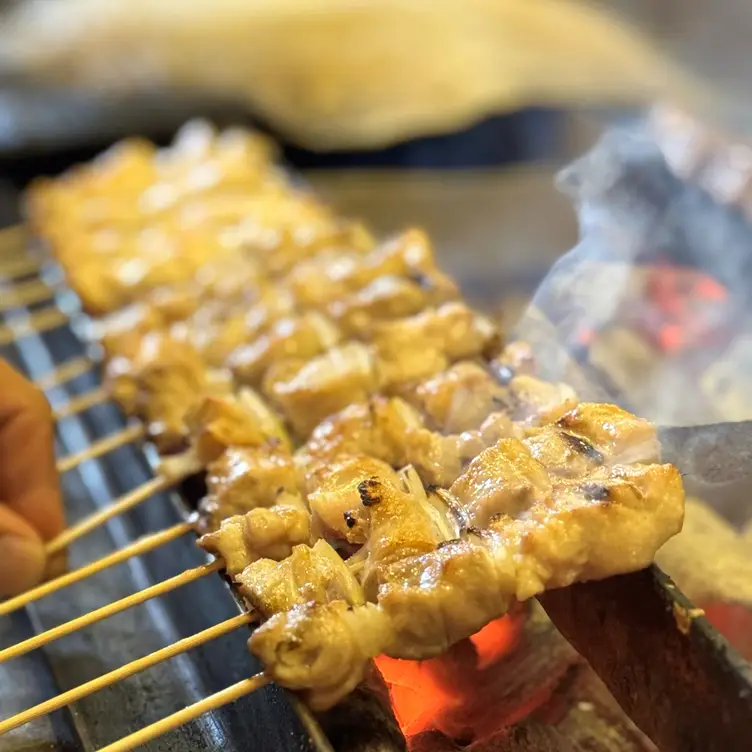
top-left (0, 167), bottom-right (751, 752)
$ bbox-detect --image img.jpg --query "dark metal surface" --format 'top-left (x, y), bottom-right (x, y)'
top-left (538, 566), bottom-right (752, 752)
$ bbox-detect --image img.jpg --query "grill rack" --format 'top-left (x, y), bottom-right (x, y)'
top-left (0, 223), bottom-right (343, 752)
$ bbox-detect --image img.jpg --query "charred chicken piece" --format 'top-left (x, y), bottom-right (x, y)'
top-left (307, 455), bottom-right (401, 545)
top-left (490, 462), bottom-right (685, 600)
top-left (359, 476), bottom-right (448, 599)
top-left (229, 312), bottom-right (341, 386)
top-left (236, 539), bottom-right (365, 618)
top-left (375, 538), bottom-right (516, 660)
top-left (551, 402), bottom-right (661, 465)
top-left (250, 601), bottom-right (394, 712)
top-left (263, 343), bottom-right (380, 437)
top-left (198, 444), bottom-right (300, 532)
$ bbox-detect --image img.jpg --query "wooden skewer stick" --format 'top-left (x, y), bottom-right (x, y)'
top-left (53, 386), bottom-right (110, 421)
top-left (46, 475), bottom-right (176, 556)
top-left (36, 357), bottom-right (94, 390)
top-left (0, 560), bottom-right (224, 664)
top-left (57, 424), bottom-right (145, 474)
top-left (0, 308), bottom-right (68, 347)
top-left (0, 256), bottom-right (40, 280)
top-left (0, 612), bottom-right (254, 735)
top-left (0, 225), bottom-right (27, 256)
top-left (0, 280), bottom-right (56, 312)
top-left (0, 521), bottom-right (194, 616)
top-left (98, 674), bottom-right (272, 752)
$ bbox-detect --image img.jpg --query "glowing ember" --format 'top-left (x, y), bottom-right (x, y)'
top-left (642, 264), bottom-right (731, 354)
top-left (374, 610), bottom-right (559, 746)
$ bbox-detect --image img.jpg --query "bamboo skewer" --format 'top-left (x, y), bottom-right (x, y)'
top-left (53, 386), bottom-right (110, 421)
top-left (57, 424), bottom-right (145, 473)
top-left (98, 674), bottom-right (272, 752)
top-left (0, 561), bottom-right (224, 664)
top-left (0, 256), bottom-right (40, 280)
top-left (36, 357), bottom-right (95, 389)
top-left (0, 521), bottom-right (194, 616)
top-left (0, 307), bottom-right (69, 346)
top-left (0, 280), bottom-right (56, 312)
top-left (46, 476), bottom-right (177, 556)
top-left (0, 612), bottom-right (254, 735)
top-left (0, 225), bottom-right (27, 255)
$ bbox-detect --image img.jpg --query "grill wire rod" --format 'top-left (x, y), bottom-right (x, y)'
top-left (0, 560), bottom-right (225, 663)
top-left (98, 674), bottom-right (272, 752)
top-left (0, 612), bottom-right (255, 735)
top-left (0, 521), bottom-right (195, 615)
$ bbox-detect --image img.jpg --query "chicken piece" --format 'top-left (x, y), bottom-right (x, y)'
top-left (450, 438), bottom-right (553, 527)
top-left (327, 274), bottom-right (457, 337)
top-left (94, 303), bottom-right (164, 362)
top-left (401, 412), bottom-right (516, 488)
top-left (148, 284), bottom-right (205, 324)
top-left (198, 502), bottom-right (311, 575)
top-left (552, 402), bottom-right (660, 465)
top-left (297, 396), bottom-right (422, 484)
top-left (250, 601), bottom-right (394, 711)
top-left (285, 228), bottom-right (451, 309)
top-left (490, 462), bottom-right (685, 601)
top-left (489, 340), bottom-right (537, 383)
top-left (260, 220), bottom-right (376, 277)
top-left (523, 424), bottom-right (606, 479)
top-left (229, 312), bottom-right (341, 386)
top-left (104, 332), bottom-right (216, 453)
top-left (407, 362), bottom-right (508, 433)
top-left (372, 303), bottom-right (501, 390)
top-left (263, 343), bottom-right (379, 437)
top-left (359, 476), bottom-right (447, 598)
top-left (237, 539), bottom-right (365, 618)
top-left (199, 445), bottom-right (300, 532)
top-left (507, 375), bottom-right (578, 424)
top-left (307, 456), bottom-right (401, 545)
top-left (185, 390), bottom-right (292, 465)
top-left (375, 538), bottom-right (516, 660)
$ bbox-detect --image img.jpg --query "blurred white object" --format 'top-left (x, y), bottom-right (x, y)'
top-left (0, 0), bottom-right (693, 150)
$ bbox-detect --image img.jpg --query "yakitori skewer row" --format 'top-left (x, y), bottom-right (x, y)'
top-left (0, 119), bottom-right (687, 752)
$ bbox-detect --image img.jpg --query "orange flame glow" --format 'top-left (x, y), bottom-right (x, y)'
top-left (375, 614), bottom-right (530, 743)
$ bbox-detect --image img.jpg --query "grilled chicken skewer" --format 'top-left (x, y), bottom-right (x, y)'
top-left (26, 121), bottom-right (686, 718)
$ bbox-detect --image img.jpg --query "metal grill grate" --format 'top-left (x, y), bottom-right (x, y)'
top-left (0, 215), bottom-right (326, 751)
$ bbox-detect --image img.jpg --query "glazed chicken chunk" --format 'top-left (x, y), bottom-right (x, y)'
top-left (198, 444), bottom-right (300, 532)
top-left (250, 601), bottom-right (393, 712)
top-left (264, 343), bottom-right (380, 437)
top-left (199, 501), bottom-right (311, 575)
top-left (229, 312), bottom-right (341, 386)
top-left (236, 539), bottom-right (365, 618)
top-left (372, 303), bottom-right (501, 390)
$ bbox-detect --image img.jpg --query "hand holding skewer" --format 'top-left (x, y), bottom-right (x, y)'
top-left (0, 359), bottom-right (65, 597)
